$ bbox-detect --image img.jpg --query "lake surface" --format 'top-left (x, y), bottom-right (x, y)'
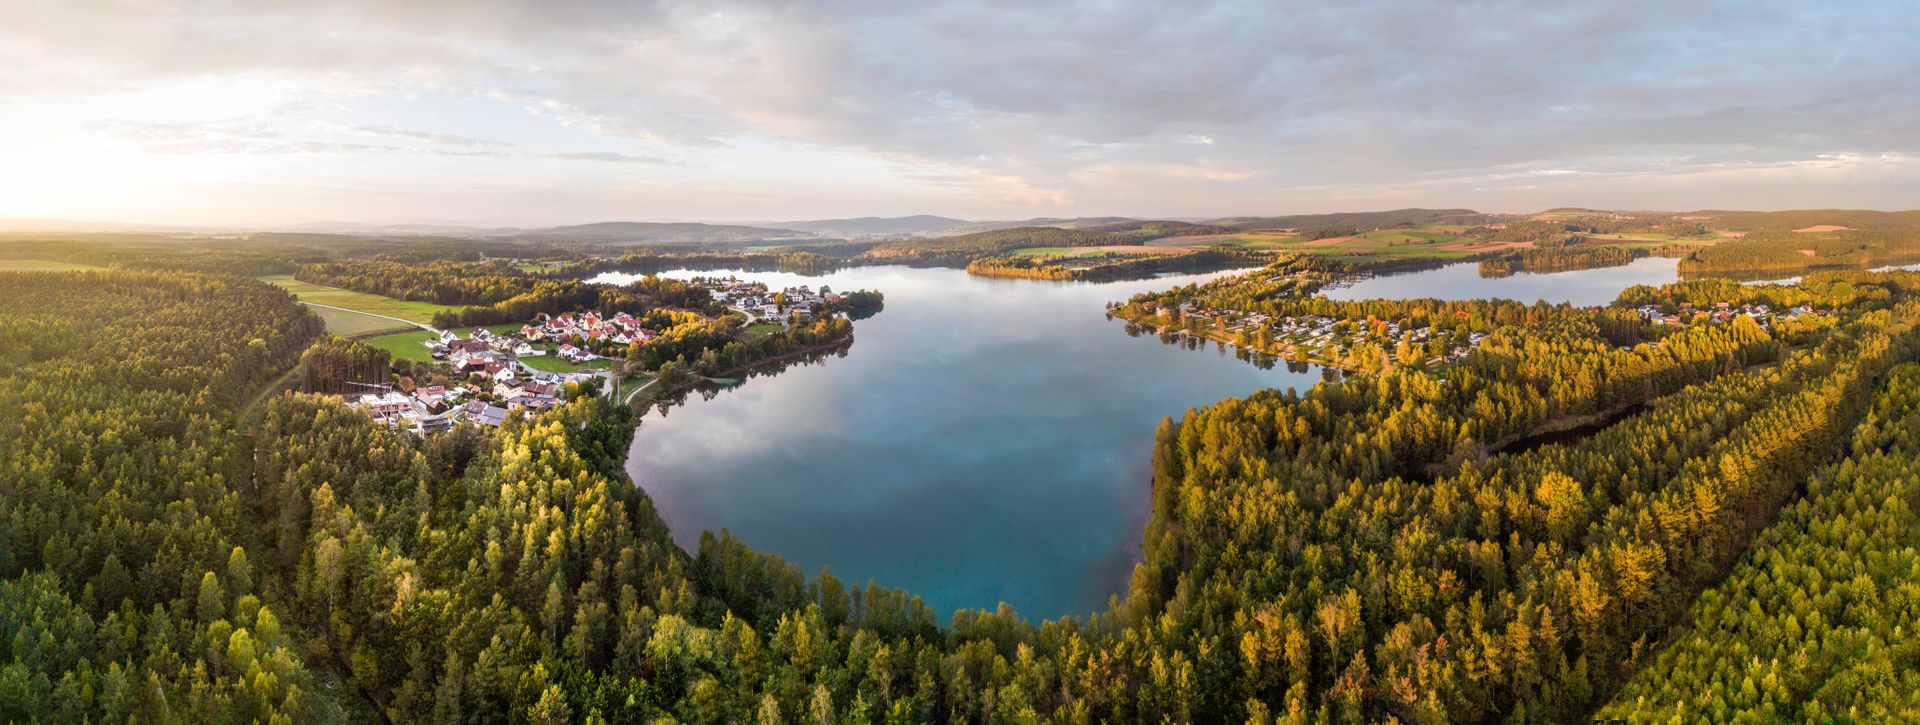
top-left (596, 266), bottom-right (1322, 620)
top-left (1326, 255), bottom-right (1680, 306)
top-left (596, 258), bottom-right (1685, 620)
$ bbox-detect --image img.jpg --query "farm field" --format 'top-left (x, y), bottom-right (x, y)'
top-left (261, 275), bottom-right (464, 324)
top-left (512, 261), bottom-right (569, 273)
top-left (309, 306), bottom-right (415, 336)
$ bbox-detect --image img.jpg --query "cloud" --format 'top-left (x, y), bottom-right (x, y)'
top-left (2, 0), bottom-right (1919, 220)
top-left (548, 151), bottom-right (680, 165)
top-left (351, 125), bottom-right (514, 148)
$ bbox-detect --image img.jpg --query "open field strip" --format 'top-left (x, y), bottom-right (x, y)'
top-left (261, 274), bottom-right (464, 324)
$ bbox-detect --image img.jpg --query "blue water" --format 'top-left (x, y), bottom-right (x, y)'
top-left (596, 266), bottom-right (1320, 620)
top-left (1327, 255), bottom-right (1680, 306)
top-left (596, 258), bottom-right (1681, 620)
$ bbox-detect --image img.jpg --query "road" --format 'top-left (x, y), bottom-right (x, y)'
top-left (621, 375), bottom-right (660, 405)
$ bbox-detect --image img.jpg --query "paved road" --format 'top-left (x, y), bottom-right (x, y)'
top-left (299, 301), bottom-right (437, 332)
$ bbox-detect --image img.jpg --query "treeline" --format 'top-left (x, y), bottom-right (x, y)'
top-left (295, 259), bottom-right (718, 328)
top-left (0, 237), bottom-right (326, 276)
top-left (1679, 229), bottom-right (1920, 276)
top-left (1084, 220), bottom-right (1235, 236)
top-left (1479, 245), bottom-right (1646, 277)
top-left (552, 251), bottom-right (846, 279)
top-left (969, 249), bottom-right (1276, 281)
top-left (297, 259), bottom-right (549, 305)
top-left (1600, 363), bottom-right (1920, 721)
top-left (1213, 208), bottom-right (1489, 231)
top-left (1703, 209), bottom-right (1920, 233)
top-left (0, 270), bottom-right (333, 721)
top-left (867, 226), bottom-right (1132, 264)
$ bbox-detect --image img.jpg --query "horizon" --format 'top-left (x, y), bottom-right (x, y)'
top-left (5, 1), bottom-right (1919, 225)
top-left (6, 204), bottom-right (1920, 235)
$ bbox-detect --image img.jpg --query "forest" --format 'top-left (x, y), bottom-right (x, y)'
top-left (294, 259), bottom-right (720, 329)
top-left (1679, 229), bottom-right (1920, 276)
top-left (1477, 245), bottom-right (1646, 277)
top-left (966, 249), bottom-right (1268, 281)
top-left (5, 258), bottom-right (1920, 722)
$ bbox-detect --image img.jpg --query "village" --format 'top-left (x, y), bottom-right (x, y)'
top-left (1144, 301), bottom-right (1488, 367)
top-left (346, 276), bottom-right (848, 434)
top-left (1632, 300), bottom-right (1825, 328)
top-left (703, 276), bottom-right (845, 324)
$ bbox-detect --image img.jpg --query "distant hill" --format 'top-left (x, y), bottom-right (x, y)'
top-left (1207, 208), bottom-right (1490, 231)
top-left (868, 226), bottom-right (1131, 259)
top-left (281, 221), bottom-right (514, 236)
top-left (1689, 209), bottom-right (1920, 232)
top-left (1085, 220), bottom-right (1236, 237)
top-left (513, 221), bottom-right (813, 244)
top-left (921, 216), bottom-right (1140, 237)
top-left (766, 215), bottom-right (969, 237)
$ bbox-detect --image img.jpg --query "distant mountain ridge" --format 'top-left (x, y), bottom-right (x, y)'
top-left (514, 221), bottom-right (811, 243)
top-left (765, 215), bottom-right (969, 237)
top-left (1205, 208), bottom-right (1490, 231)
top-left (919, 216), bottom-right (1141, 237)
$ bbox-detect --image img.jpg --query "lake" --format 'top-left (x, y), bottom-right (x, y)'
top-left (594, 258), bottom-right (1683, 620)
top-left (1327, 255), bottom-right (1679, 306)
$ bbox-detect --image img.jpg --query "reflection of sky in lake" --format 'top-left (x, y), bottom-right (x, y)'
top-left (598, 258), bottom-right (1680, 620)
top-left (1326, 256), bottom-right (1680, 306)
top-left (599, 266), bottom-right (1319, 620)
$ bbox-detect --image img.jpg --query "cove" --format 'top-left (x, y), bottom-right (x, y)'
top-left (594, 257), bottom-right (1686, 620)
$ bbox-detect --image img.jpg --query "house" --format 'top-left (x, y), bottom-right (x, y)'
top-left (412, 385), bottom-right (449, 412)
top-left (355, 391), bottom-right (413, 419)
top-left (449, 339), bottom-right (490, 355)
top-left (478, 405), bottom-right (508, 427)
top-left (416, 412), bottom-right (454, 435)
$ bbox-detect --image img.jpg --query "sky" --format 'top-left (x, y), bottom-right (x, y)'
top-left (1, 0), bottom-right (1916, 227)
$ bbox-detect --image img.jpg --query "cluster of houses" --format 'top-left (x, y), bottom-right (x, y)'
top-left (708, 277), bottom-right (843, 323)
top-left (350, 368), bottom-right (598, 435)
top-left (1154, 302), bottom-right (1485, 366)
top-left (341, 324), bottom-right (614, 435)
top-left (1633, 301), bottom-right (1823, 327)
top-left (521, 311), bottom-right (657, 362)
top-left (427, 329), bottom-right (536, 381)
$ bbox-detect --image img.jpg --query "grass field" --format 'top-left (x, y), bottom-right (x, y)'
top-left (741, 322), bottom-right (785, 340)
top-left (0, 259), bottom-right (103, 271)
top-left (362, 329), bottom-right (441, 362)
top-left (520, 354), bottom-right (613, 373)
top-left (262, 275), bottom-right (464, 324)
top-left (311, 307), bottom-right (416, 336)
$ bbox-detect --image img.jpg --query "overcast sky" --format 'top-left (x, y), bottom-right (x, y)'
top-left (1, 0), bottom-right (1916, 226)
